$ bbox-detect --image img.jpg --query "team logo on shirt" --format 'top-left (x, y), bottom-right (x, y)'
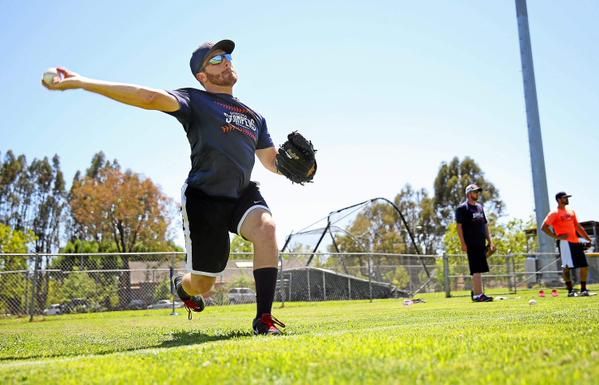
top-left (559, 213), bottom-right (574, 222)
top-left (217, 102), bottom-right (258, 141)
top-left (224, 112), bottom-right (257, 131)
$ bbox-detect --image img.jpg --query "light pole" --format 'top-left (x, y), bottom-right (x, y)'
top-left (514, 0), bottom-right (558, 282)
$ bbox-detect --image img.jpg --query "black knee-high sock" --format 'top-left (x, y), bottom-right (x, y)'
top-left (254, 267), bottom-right (278, 319)
top-left (566, 281), bottom-right (573, 292)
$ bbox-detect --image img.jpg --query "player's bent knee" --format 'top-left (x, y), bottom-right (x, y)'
top-left (260, 219), bottom-right (277, 241)
top-left (189, 275), bottom-right (216, 295)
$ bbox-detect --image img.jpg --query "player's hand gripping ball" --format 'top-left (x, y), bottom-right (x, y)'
top-left (276, 131), bottom-right (317, 185)
top-left (42, 67), bottom-right (61, 86)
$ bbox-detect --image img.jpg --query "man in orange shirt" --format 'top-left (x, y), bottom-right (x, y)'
top-left (542, 192), bottom-right (592, 296)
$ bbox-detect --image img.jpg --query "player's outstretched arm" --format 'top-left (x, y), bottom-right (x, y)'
top-left (42, 67), bottom-right (179, 112)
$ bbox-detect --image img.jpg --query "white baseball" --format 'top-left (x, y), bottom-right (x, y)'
top-left (528, 299), bottom-right (537, 305)
top-left (42, 67), bottom-right (60, 85)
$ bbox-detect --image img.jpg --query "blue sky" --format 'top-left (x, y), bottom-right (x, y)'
top-left (1, 1), bottom-right (598, 246)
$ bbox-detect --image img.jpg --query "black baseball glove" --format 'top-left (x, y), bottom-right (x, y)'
top-left (276, 131), bottom-right (317, 185)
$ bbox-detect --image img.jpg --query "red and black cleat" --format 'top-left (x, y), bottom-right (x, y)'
top-left (172, 275), bottom-right (205, 320)
top-left (253, 313), bottom-right (286, 335)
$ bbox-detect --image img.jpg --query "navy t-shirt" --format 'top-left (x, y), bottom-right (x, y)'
top-left (455, 201), bottom-right (488, 247)
top-left (164, 88), bottom-right (274, 198)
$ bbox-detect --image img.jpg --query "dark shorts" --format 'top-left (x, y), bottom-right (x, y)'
top-left (558, 240), bottom-right (588, 269)
top-left (181, 181), bottom-right (269, 276)
top-left (466, 244), bottom-right (489, 275)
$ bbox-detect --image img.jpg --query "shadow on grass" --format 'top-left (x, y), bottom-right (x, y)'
top-left (0, 330), bottom-right (254, 362)
top-left (159, 329), bottom-right (253, 348)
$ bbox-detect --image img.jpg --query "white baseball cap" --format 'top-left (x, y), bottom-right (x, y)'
top-left (465, 184), bottom-right (482, 195)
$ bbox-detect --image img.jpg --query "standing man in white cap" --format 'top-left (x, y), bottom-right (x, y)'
top-left (542, 192), bottom-right (592, 297)
top-left (455, 184), bottom-right (496, 302)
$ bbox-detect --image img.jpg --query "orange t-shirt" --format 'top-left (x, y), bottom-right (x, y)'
top-left (544, 208), bottom-right (580, 243)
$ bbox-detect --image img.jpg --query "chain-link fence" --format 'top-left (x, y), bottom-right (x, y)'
top-left (440, 251), bottom-right (599, 297)
top-left (2, 251), bottom-right (597, 319)
top-left (0, 251), bottom-right (438, 318)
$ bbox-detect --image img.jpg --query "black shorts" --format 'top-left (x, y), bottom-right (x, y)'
top-left (181, 181), bottom-right (269, 276)
top-left (466, 244), bottom-right (489, 275)
top-left (558, 240), bottom-right (588, 269)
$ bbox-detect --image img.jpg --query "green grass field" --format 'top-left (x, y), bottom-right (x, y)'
top-left (1, 288), bottom-right (598, 385)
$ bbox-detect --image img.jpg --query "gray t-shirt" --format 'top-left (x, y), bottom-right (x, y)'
top-left (165, 88), bottom-right (273, 198)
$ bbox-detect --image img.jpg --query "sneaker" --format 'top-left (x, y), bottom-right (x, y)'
top-left (580, 290), bottom-right (590, 297)
top-left (539, 290), bottom-right (546, 298)
top-left (253, 314), bottom-right (286, 335)
top-left (551, 289), bottom-right (559, 297)
top-left (472, 293), bottom-right (494, 302)
top-left (172, 275), bottom-right (205, 319)
top-left (567, 291), bottom-right (578, 297)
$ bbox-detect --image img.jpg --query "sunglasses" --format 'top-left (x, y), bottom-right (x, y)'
top-left (206, 53), bottom-right (232, 66)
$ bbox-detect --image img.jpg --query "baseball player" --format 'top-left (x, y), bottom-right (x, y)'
top-left (42, 39), bottom-right (315, 335)
top-left (542, 192), bottom-right (592, 297)
top-left (455, 184), bottom-right (496, 302)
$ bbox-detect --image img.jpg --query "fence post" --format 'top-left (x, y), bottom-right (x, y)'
top-left (322, 269), bottom-right (326, 301)
top-left (348, 276), bottom-right (351, 300)
top-left (29, 253), bottom-right (40, 322)
top-left (169, 264), bottom-right (178, 316)
top-left (368, 255), bottom-right (373, 303)
top-left (443, 253), bottom-right (451, 298)
top-left (506, 254), bottom-right (515, 293)
top-left (278, 254), bottom-right (285, 308)
top-left (307, 268), bottom-right (311, 301)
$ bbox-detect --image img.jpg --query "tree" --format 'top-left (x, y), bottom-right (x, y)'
top-left (433, 156), bottom-right (503, 226)
top-left (0, 151), bottom-right (67, 313)
top-left (70, 166), bottom-right (173, 253)
top-left (69, 156), bottom-right (177, 306)
top-left (230, 235), bottom-right (252, 259)
top-left (327, 202), bottom-right (405, 281)
top-left (393, 184), bottom-right (441, 255)
top-left (0, 223), bottom-right (36, 254)
top-left (0, 224), bottom-right (36, 315)
top-left (441, 217), bottom-right (533, 291)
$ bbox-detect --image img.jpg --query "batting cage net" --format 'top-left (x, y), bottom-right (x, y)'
top-left (278, 197), bottom-right (438, 301)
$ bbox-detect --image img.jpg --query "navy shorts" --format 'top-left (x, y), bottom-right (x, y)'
top-left (181, 181), bottom-right (270, 276)
top-left (466, 244), bottom-right (489, 275)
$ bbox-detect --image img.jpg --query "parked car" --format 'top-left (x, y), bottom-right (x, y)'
top-left (126, 299), bottom-right (146, 310)
top-left (43, 304), bottom-right (63, 316)
top-left (61, 298), bottom-right (90, 313)
top-left (147, 299), bottom-right (183, 309)
top-left (228, 287), bottom-right (256, 304)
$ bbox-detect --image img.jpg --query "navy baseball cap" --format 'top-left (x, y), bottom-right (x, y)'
top-left (555, 191), bottom-right (572, 201)
top-left (189, 39), bottom-right (235, 75)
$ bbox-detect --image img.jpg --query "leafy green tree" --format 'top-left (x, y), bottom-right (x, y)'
top-left (0, 151), bottom-right (66, 312)
top-left (49, 269), bottom-right (118, 312)
top-left (440, 218), bottom-right (533, 291)
top-left (0, 151), bottom-right (66, 251)
top-left (230, 235), bottom-right (252, 260)
top-left (153, 279), bottom-right (171, 301)
top-left (394, 184), bottom-right (441, 255)
top-left (433, 156), bottom-right (503, 227)
top-left (328, 202), bottom-right (405, 281)
top-left (69, 154), bottom-right (178, 306)
top-left (0, 223), bottom-right (36, 254)
top-left (0, 224), bottom-right (36, 314)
